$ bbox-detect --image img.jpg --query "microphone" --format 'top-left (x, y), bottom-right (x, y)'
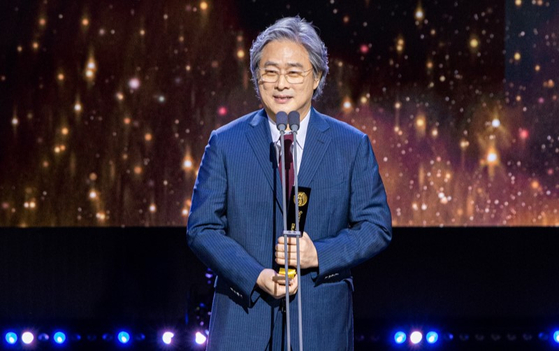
top-left (288, 111), bottom-right (300, 132)
top-left (276, 111), bottom-right (288, 131)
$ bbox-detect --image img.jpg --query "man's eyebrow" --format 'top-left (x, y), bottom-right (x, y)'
top-left (262, 61), bottom-right (305, 68)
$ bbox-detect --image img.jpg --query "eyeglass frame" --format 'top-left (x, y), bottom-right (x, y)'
top-left (257, 67), bottom-right (315, 84)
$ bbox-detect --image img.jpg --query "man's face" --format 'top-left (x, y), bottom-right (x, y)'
top-left (257, 40), bottom-right (320, 122)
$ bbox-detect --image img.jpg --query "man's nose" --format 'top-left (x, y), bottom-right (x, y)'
top-left (275, 74), bottom-right (289, 89)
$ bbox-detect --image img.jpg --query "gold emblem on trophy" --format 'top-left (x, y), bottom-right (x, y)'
top-left (294, 191), bottom-right (308, 207)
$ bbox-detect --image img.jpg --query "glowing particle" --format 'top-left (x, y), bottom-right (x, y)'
top-left (200, 1), bottom-right (208, 10)
top-left (492, 119), bottom-right (501, 128)
top-left (416, 115), bottom-right (426, 128)
top-left (237, 49), bottom-right (245, 59)
top-left (487, 151), bottom-right (498, 164)
top-left (129, 78), bottom-right (140, 89)
top-left (431, 128), bottom-right (438, 137)
top-left (470, 38), bottom-right (479, 48)
top-left (514, 52), bottom-right (521, 61)
top-left (396, 37), bottom-right (405, 53)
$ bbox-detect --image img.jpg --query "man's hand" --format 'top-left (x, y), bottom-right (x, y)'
top-left (256, 268), bottom-right (298, 299)
top-left (275, 232), bottom-right (318, 269)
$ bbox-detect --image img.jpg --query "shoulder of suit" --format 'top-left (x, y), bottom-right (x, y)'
top-left (212, 110), bottom-right (261, 136)
top-left (314, 110), bottom-right (367, 140)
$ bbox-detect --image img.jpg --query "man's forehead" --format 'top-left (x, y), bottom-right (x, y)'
top-left (262, 61), bottom-right (304, 68)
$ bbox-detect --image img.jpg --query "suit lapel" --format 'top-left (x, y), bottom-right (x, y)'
top-left (245, 110), bottom-right (283, 207)
top-left (298, 108), bottom-right (331, 187)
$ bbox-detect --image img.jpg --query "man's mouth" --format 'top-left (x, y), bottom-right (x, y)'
top-left (273, 95), bottom-right (292, 103)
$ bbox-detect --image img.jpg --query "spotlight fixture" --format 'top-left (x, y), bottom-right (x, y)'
top-left (5, 332), bottom-right (18, 345)
top-left (53, 331), bottom-right (67, 344)
top-left (393, 331), bottom-right (406, 344)
top-left (117, 331), bottom-right (130, 344)
top-left (195, 331), bottom-right (207, 345)
top-left (162, 331), bottom-right (174, 345)
top-left (410, 331), bottom-right (423, 344)
top-left (426, 331), bottom-right (439, 344)
top-left (22, 331), bottom-right (34, 345)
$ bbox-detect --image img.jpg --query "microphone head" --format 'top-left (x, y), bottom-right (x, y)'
top-left (288, 111), bottom-right (300, 132)
top-left (276, 111), bottom-right (288, 131)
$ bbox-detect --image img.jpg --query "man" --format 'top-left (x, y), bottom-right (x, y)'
top-left (187, 16), bottom-right (392, 350)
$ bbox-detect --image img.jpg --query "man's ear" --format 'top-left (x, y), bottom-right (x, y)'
top-left (313, 72), bottom-right (322, 90)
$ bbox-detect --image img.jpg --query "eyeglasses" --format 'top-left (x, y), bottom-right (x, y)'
top-left (258, 68), bottom-right (314, 84)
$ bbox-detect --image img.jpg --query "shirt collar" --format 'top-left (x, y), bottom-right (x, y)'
top-left (268, 109), bottom-right (311, 148)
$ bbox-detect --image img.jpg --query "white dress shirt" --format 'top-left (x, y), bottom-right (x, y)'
top-left (268, 109), bottom-right (311, 175)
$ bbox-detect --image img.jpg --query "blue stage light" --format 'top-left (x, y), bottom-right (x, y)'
top-left (5, 332), bottom-right (18, 345)
top-left (22, 331), bottom-right (34, 345)
top-left (553, 330), bottom-right (559, 344)
top-left (426, 331), bottom-right (439, 344)
top-left (195, 331), bottom-right (207, 345)
top-left (394, 331), bottom-right (406, 344)
top-left (410, 331), bottom-right (423, 344)
top-left (117, 331), bottom-right (130, 344)
top-left (53, 332), bottom-right (66, 344)
top-left (162, 332), bottom-right (174, 345)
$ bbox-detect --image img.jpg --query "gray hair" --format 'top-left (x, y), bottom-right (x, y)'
top-left (249, 16), bottom-right (329, 100)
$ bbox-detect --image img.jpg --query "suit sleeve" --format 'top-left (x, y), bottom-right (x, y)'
top-left (187, 131), bottom-right (264, 307)
top-left (312, 133), bottom-right (392, 282)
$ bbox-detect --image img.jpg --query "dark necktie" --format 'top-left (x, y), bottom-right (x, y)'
top-left (279, 133), bottom-right (294, 195)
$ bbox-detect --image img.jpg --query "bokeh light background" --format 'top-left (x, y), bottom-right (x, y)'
top-left (0, 0), bottom-right (557, 227)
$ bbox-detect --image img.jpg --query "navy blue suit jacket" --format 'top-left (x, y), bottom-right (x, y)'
top-left (187, 108), bottom-right (392, 350)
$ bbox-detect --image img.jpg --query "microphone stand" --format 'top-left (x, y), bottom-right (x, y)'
top-left (288, 111), bottom-right (303, 351)
top-left (275, 111), bottom-right (292, 349)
